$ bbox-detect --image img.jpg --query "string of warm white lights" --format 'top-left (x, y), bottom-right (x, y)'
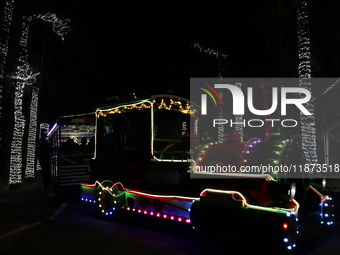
top-left (297, 0), bottom-right (317, 163)
top-left (0, 0), bottom-right (15, 163)
top-left (8, 12), bottom-right (70, 184)
top-left (26, 86), bottom-right (39, 178)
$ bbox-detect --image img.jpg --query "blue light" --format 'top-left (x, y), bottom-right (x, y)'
top-left (286, 213), bottom-right (291, 217)
top-left (325, 203), bottom-right (328, 207)
top-left (284, 238), bottom-right (288, 243)
top-left (287, 246), bottom-right (292, 250)
top-left (293, 244), bottom-right (296, 248)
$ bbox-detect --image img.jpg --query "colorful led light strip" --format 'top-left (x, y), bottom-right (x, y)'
top-left (94, 181), bottom-right (198, 203)
top-left (83, 181), bottom-right (299, 215)
top-left (309, 185), bottom-right (328, 202)
top-left (199, 188), bottom-right (299, 214)
top-left (126, 207), bottom-right (191, 224)
top-left (47, 123), bottom-right (58, 137)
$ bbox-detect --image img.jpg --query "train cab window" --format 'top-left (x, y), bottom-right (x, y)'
top-left (122, 110), bottom-right (151, 149)
top-left (96, 114), bottom-right (121, 158)
top-left (153, 110), bottom-right (191, 161)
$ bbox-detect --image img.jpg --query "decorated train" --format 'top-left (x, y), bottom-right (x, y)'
top-left (78, 91), bottom-right (334, 251)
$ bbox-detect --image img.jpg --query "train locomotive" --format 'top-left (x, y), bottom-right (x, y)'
top-left (79, 88), bottom-right (334, 251)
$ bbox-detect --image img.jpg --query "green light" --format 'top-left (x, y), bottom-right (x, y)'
top-left (275, 151), bottom-right (280, 155)
top-left (273, 160), bottom-right (278, 164)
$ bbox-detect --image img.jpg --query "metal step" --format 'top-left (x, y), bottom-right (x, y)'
top-left (58, 165), bottom-right (90, 186)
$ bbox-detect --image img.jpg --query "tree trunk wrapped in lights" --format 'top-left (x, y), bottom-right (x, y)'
top-left (0, 0), bottom-right (15, 167)
top-left (8, 62), bottom-right (39, 185)
top-left (26, 86), bottom-right (39, 178)
top-left (297, 0), bottom-right (317, 163)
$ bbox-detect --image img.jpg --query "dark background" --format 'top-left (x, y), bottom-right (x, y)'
top-left (1, 0), bottom-right (340, 177)
top-left (3, 0), bottom-right (340, 119)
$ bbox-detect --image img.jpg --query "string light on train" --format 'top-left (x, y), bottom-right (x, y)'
top-left (97, 99), bottom-right (196, 118)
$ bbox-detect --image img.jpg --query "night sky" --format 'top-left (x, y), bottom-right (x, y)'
top-left (2, 0), bottom-right (340, 137)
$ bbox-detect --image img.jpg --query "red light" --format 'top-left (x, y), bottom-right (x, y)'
top-left (283, 222), bottom-right (288, 230)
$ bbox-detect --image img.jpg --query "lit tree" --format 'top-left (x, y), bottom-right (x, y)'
top-left (8, 13), bottom-right (70, 184)
top-left (297, 0), bottom-right (317, 163)
top-left (0, 0), bottom-right (15, 167)
top-left (8, 62), bottom-right (39, 184)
